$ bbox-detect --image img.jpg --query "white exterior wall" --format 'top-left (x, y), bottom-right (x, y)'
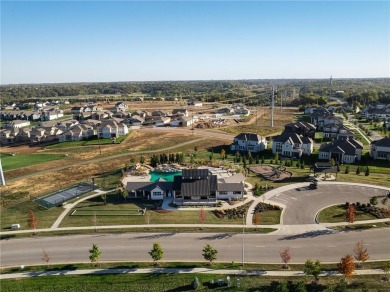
top-left (150, 186), bottom-right (165, 200)
top-left (342, 155), bottom-right (355, 163)
top-left (318, 151), bottom-right (330, 160)
top-left (281, 142), bottom-right (294, 157)
top-left (302, 142), bottom-right (313, 155)
top-left (371, 145), bottom-right (390, 160)
top-left (216, 191), bottom-right (243, 200)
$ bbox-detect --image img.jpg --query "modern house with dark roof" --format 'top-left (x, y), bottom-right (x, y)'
top-left (284, 121), bottom-right (316, 138)
top-left (272, 132), bottom-right (313, 158)
top-left (230, 133), bottom-right (268, 153)
top-left (370, 137), bottom-right (390, 161)
top-left (318, 138), bottom-right (363, 164)
top-left (323, 123), bottom-right (354, 140)
top-left (125, 169), bottom-right (245, 205)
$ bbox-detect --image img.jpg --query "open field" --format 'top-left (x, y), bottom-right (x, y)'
top-left (1, 273), bottom-right (388, 291)
top-left (0, 201), bottom-right (64, 231)
top-left (0, 153), bottom-right (66, 171)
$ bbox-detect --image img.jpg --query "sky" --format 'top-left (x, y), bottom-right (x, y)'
top-left (1, 1), bottom-right (389, 84)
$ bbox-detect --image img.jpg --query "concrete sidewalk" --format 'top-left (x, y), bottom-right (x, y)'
top-left (0, 267), bottom-right (385, 280)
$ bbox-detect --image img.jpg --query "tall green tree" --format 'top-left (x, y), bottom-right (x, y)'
top-left (149, 242), bottom-right (164, 266)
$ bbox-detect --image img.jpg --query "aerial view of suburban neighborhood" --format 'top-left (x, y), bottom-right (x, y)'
top-left (0, 1), bottom-right (389, 291)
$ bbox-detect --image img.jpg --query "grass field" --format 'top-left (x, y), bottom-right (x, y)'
top-left (71, 209), bottom-right (144, 216)
top-left (317, 205), bottom-right (378, 223)
top-left (47, 135), bottom-right (128, 148)
top-left (1, 273), bottom-right (388, 291)
top-left (0, 153), bottom-right (65, 171)
top-left (0, 201), bottom-right (64, 231)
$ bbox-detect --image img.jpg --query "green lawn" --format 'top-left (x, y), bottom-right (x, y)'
top-left (0, 201), bottom-right (64, 231)
top-left (71, 209), bottom-right (144, 216)
top-left (0, 153), bottom-right (66, 171)
top-left (317, 205), bottom-right (378, 223)
top-left (1, 273), bottom-right (388, 291)
top-left (46, 135), bottom-right (128, 148)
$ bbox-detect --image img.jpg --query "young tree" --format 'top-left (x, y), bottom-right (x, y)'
top-left (303, 259), bottom-right (322, 283)
top-left (353, 240), bottom-right (369, 268)
top-left (345, 204), bottom-right (356, 224)
top-left (199, 207), bottom-right (206, 229)
top-left (192, 276), bottom-right (200, 290)
top-left (381, 197), bottom-right (388, 206)
top-left (120, 187), bottom-right (128, 202)
top-left (202, 244), bottom-right (218, 265)
top-left (89, 243), bottom-right (101, 266)
top-left (338, 254), bottom-right (355, 281)
top-left (356, 166), bottom-right (361, 175)
top-left (41, 249), bottom-right (51, 266)
top-left (370, 196), bottom-right (378, 206)
top-left (27, 210), bottom-right (38, 233)
top-left (279, 247), bottom-right (292, 269)
top-left (345, 165), bottom-right (350, 174)
top-left (365, 167), bottom-right (370, 176)
top-left (149, 242), bottom-right (164, 266)
top-left (253, 212), bottom-right (261, 227)
top-left (140, 156), bottom-right (145, 164)
top-left (220, 148), bottom-right (226, 160)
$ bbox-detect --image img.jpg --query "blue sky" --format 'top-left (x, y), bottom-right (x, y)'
top-left (1, 1), bottom-right (389, 84)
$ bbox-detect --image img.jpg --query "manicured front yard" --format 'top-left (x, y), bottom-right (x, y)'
top-left (0, 153), bottom-right (66, 171)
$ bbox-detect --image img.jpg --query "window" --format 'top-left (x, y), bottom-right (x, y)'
top-left (219, 191), bottom-right (227, 195)
top-left (233, 191), bottom-right (242, 195)
top-left (153, 192), bottom-right (162, 196)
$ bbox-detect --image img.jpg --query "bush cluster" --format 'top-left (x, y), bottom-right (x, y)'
top-left (345, 202), bottom-right (388, 219)
top-left (213, 201), bottom-right (252, 219)
top-left (254, 202), bottom-right (281, 213)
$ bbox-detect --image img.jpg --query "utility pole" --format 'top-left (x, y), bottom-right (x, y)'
top-left (328, 75), bottom-right (333, 100)
top-left (242, 214), bottom-right (245, 267)
top-left (0, 159), bottom-right (5, 186)
top-left (271, 86), bottom-right (275, 128)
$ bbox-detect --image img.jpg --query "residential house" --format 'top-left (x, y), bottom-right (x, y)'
top-left (217, 107), bottom-right (234, 115)
top-left (272, 132), bottom-right (313, 158)
top-left (172, 108), bottom-right (189, 117)
top-left (40, 108), bottom-right (64, 121)
top-left (154, 116), bottom-right (171, 127)
top-left (318, 138), bottom-right (363, 164)
top-left (231, 133), bottom-right (268, 153)
top-left (98, 120), bottom-right (129, 138)
top-left (114, 102), bottom-right (128, 113)
top-left (323, 123), bottom-right (354, 140)
top-left (127, 115), bottom-right (145, 126)
top-left (284, 121), bottom-right (316, 139)
top-left (58, 124), bottom-right (95, 142)
top-left (370, 137), bottom-right (390, 161)
top-left (151, 110), bottom-right (169, 117)
top-left (9, 120), bottom-right (30, 128)
top-left (30, 126), bottom-right (62, 143)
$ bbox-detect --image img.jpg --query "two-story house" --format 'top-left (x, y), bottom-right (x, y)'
top-left (284, 121), bottom-right (316, 139)
top-left (318, 138), bottom-right (363, 164)
top-left (272, 132), bottom-right (313, 158)
top-left (370, 137), bottom-right (390, 161)
top-left (230, 133), bottom-right (268, 153)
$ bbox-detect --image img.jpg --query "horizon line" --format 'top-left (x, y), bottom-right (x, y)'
top-left (2, 76), bottom-right (390, 86)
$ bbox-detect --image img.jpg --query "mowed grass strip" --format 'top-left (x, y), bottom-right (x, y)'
top-left (71, 209), bottom-right (144, 216)
top-left (0, 153), bottom-right (65, 171)
top-left (317, 204), bottom-right (378, 223)
top-left (1, 273), bottom-right (388, 291)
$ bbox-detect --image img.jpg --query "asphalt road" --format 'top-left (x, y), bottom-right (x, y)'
top-left (1, 229), bottom-right (389, 267)
top-left (268, 184), bottom-right (388, 224)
